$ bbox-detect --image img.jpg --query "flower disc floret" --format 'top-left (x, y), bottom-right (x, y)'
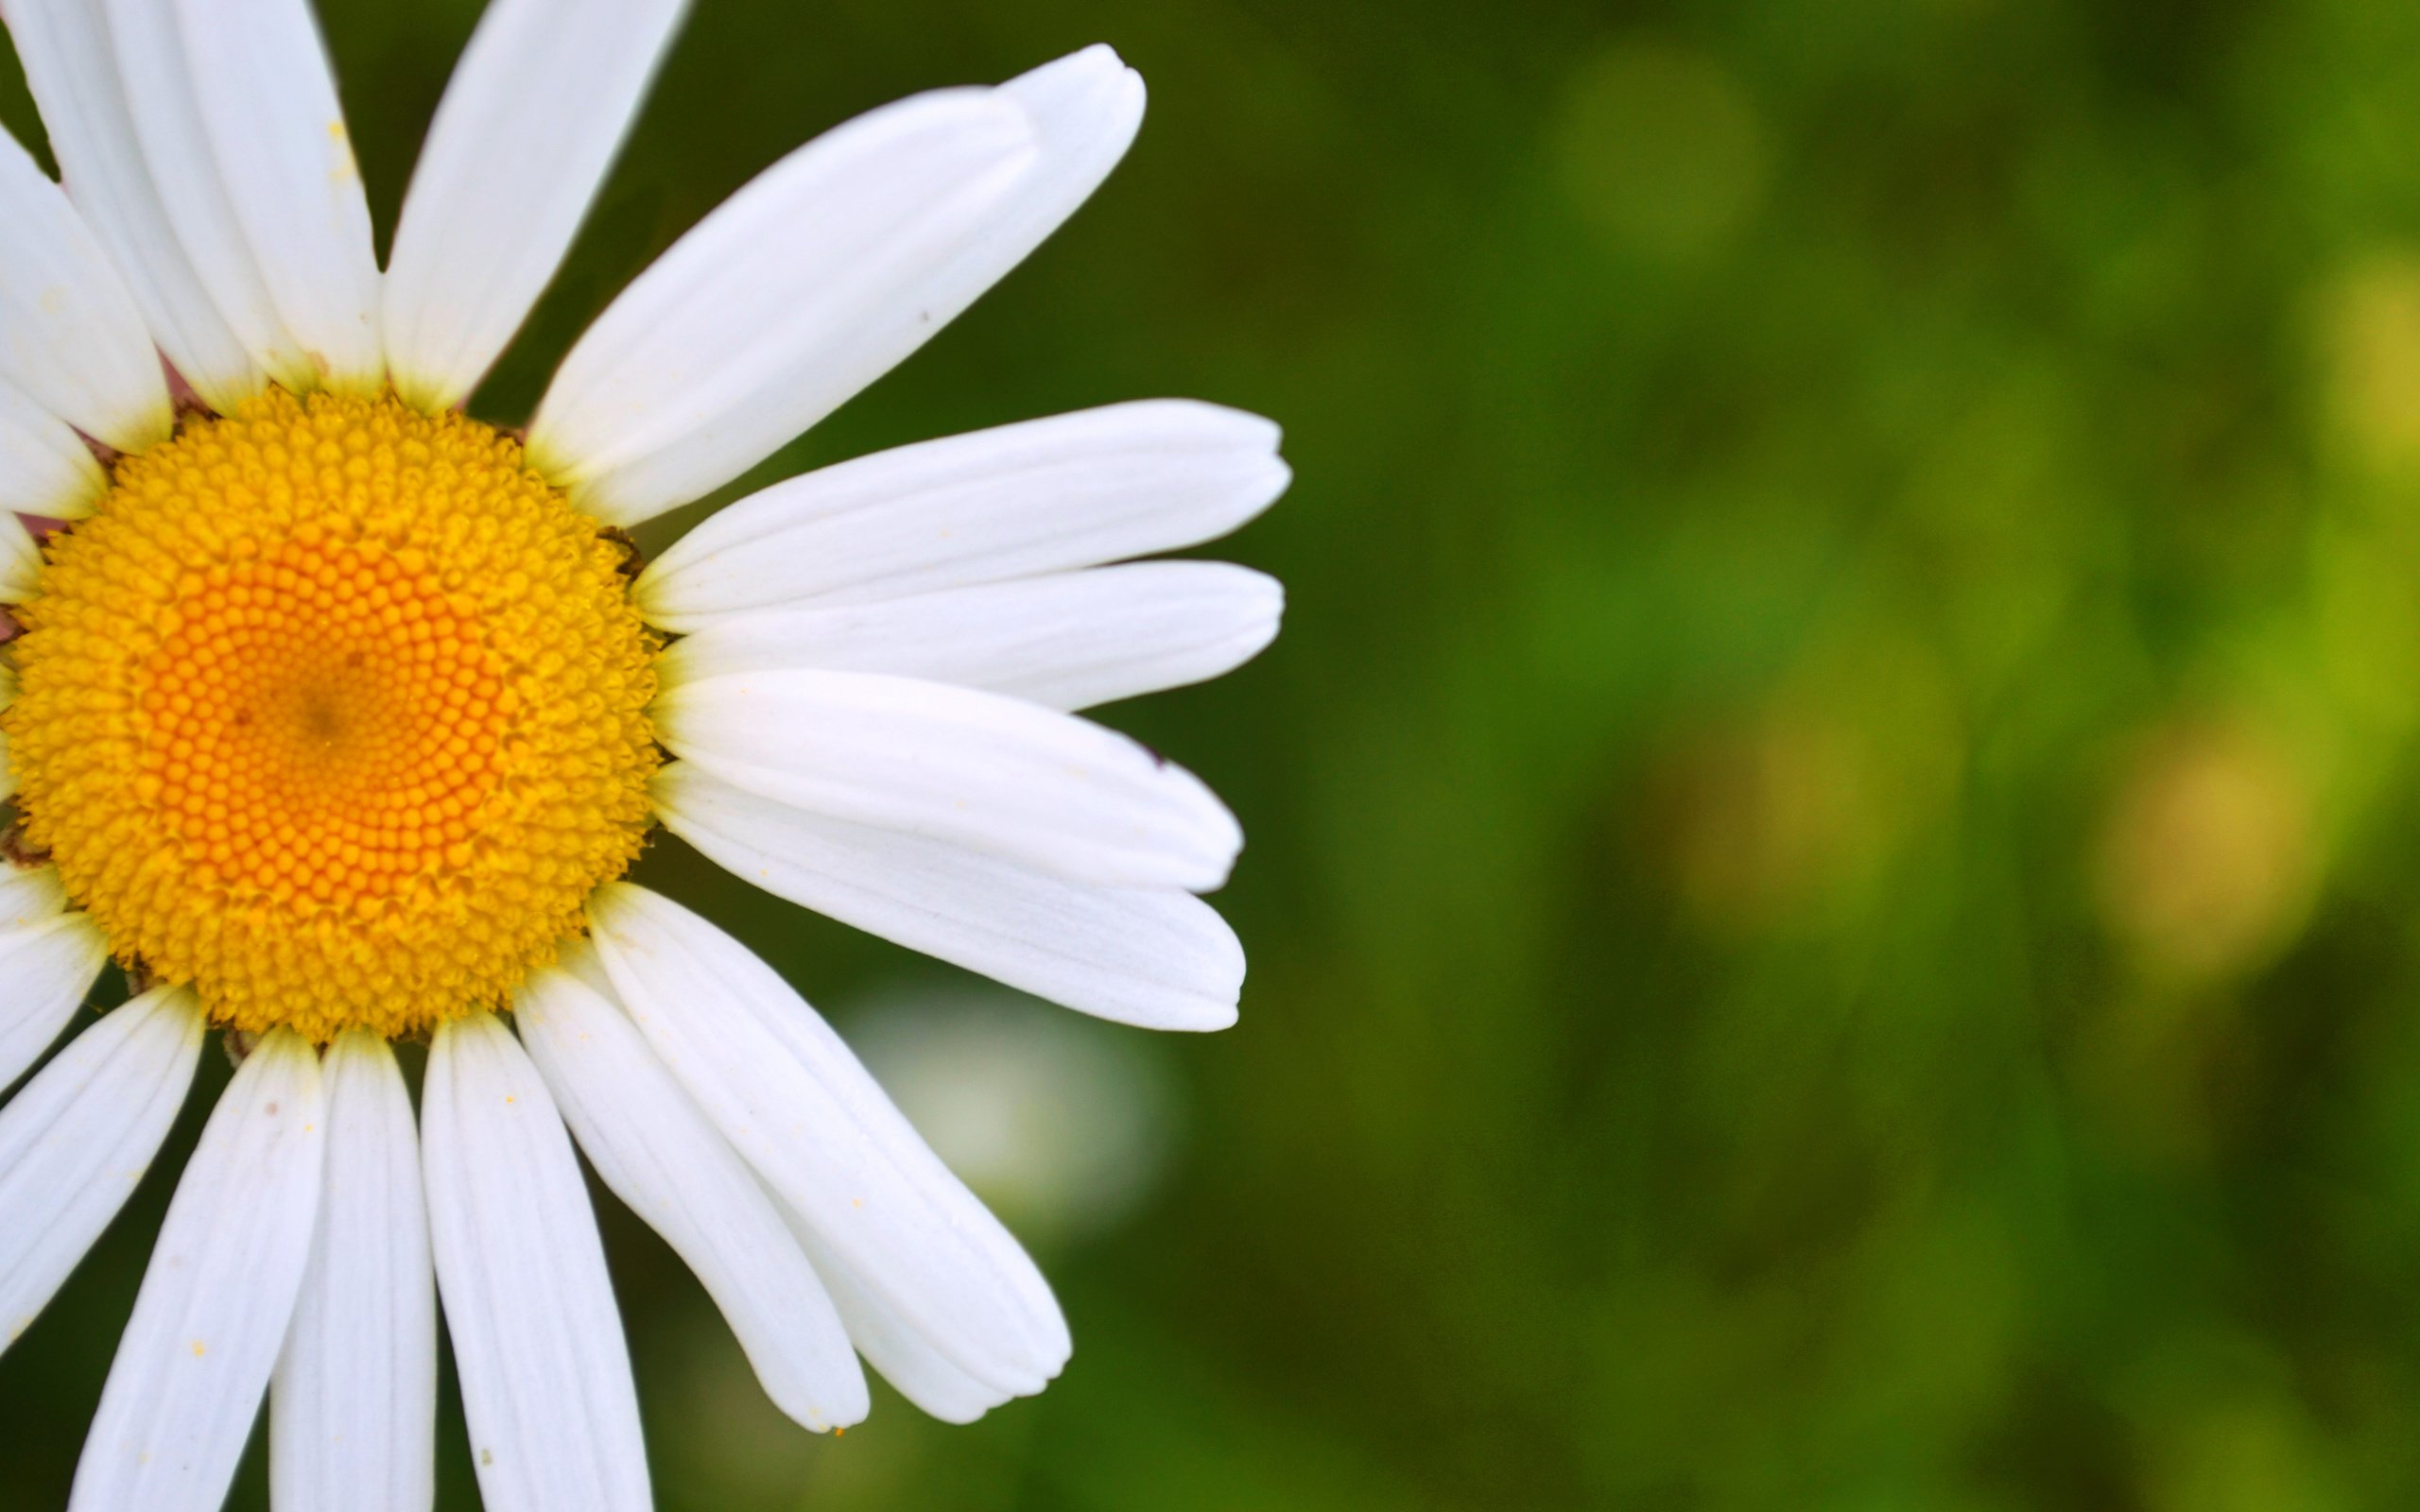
top-left (5, 389), bottom-right (660, 1040)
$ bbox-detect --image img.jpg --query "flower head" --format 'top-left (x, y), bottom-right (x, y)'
top-left (0, 3), bottom-right (1286, 1507)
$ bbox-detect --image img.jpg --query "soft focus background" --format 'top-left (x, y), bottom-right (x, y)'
top-left (17, 0), bottom-right (2420, 1506)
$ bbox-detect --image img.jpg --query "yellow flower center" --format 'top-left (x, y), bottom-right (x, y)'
top-left (4, 389), bottom-right (661, 1041)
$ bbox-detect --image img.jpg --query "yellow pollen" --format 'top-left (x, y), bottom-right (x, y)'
top-left (4, 389), bottom-right (660, 1041)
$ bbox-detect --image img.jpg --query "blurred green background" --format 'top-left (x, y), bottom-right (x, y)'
top-left (19, 0), bottom-right (2420, 1506)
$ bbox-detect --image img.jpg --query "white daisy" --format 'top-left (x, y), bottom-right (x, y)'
top-left (0, 1), bottom-right (1288, 1508)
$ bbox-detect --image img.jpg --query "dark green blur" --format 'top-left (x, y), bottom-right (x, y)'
top-left (16, 0), bottom-right (2420, 1506)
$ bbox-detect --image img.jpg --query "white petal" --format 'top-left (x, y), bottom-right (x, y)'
top-left (635, 402), bottom-right (1288, 625)
top-left (0, 908), bottom-right (111, 1091)
top-left (69, 1028), bottom-right (325, 1512)
top-left (0, 129), bottom-right (171, 452)
top-left (0, 863), bottom-right (68, 926)
top-left (270, 1032), bottom-right (436, 1512)
top-left (0, 511), bottom-right (44, 602)
top-left (384, 0), bottom-right (689, 412)
top-left (532, 45), bottom-right (1149, 524)
top-left (989, 44), bottom-right (1150, 264)
top-left (576, 1040), bottom-right (1011, 1428)
top-left (550, 939), bottom-right (1037, 1426)
top-left (97, 0), bottom-right (375, 394)
top-left (517, 967), bottom-right (869, 1432)
top-left (0, 987), bottom-right (203, 1352)
top-left (656, 765), bottom-right (1242, 1029)
top-left (526, 85), bottom-right (1038, 524)
top-left (163, 0), bottom-right (382, 392)
top-left (656, 669), bottom-right (1242, 890)
top-left (422, 1013), bottom-right (648, 1512)
top-left (3, 0), bottom-right (263, 410)
top-left (770, 1198), bottom-right (1018, 1423)
top-left (589, 884), bottom-right (1069, 1395)
top-left (660, 561), bottom-right (1284, 713)
top-left (0, 378), bottom-right (110, 519)
top-left (552, 935), bottom-right (619, 1001)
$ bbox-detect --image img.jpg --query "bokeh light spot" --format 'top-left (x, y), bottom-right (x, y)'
top-left (1554, 40), bottom-right (1769, 264)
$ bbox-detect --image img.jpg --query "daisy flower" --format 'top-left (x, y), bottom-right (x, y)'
top-left (0, 1), bottom-right (1288, 1507)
